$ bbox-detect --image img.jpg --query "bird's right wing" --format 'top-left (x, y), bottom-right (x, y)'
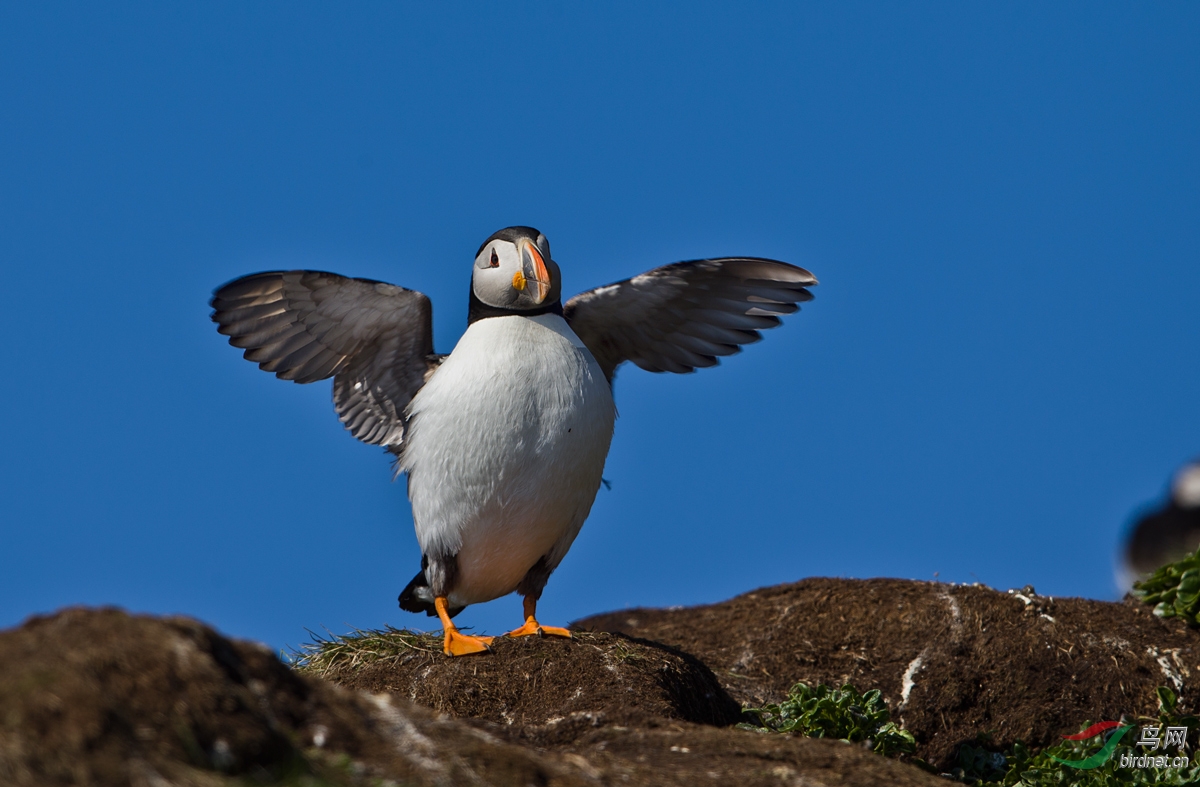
top-left (210, 270), bottom-right (437, 450)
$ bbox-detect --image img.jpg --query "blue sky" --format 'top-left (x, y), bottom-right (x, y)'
top-left (1, 3), bottom-right (1197, 652)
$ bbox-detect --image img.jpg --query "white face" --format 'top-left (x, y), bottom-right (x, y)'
top-left (472, 234), bottom-right (560, 310)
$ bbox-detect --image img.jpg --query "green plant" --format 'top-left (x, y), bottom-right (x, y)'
top-left (738, 682), bottom-right (916, 758)
top-left (1132, 546), bottom-right (1200, 625)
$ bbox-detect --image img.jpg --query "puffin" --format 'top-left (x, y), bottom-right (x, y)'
top-left (1118, 460), bottom-right (1200, 592)
top-left (211, 226), bottom-right (816, 655)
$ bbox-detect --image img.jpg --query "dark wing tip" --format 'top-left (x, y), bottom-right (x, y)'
top-left (696, 257), bottom-right (818, 286)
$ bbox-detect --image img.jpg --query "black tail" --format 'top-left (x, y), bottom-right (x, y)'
top-left (398, 568), bottom-right (465, 618)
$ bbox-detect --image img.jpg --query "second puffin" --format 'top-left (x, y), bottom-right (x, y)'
top-left (211, 227), bottom-right (816, 655)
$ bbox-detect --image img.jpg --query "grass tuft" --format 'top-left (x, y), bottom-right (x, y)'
top-left (291, 626), bottom-right (442, 677)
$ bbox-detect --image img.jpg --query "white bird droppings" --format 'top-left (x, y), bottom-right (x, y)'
top-left (900, 649), bottom-right (929, 709)
top-left (1148, 646), bottom-right (1185, 691)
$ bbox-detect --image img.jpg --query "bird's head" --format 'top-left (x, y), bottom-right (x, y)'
top-left (471, 226), bottom-right (561, 313)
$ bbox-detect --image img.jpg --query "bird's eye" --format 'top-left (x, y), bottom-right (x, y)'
top-left (489, 249), bottom-right (499, 268)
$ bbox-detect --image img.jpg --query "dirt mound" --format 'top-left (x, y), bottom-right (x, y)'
top-left (0, 606), bottom-right (943, 786)
top-left (14, 579), bottom-right (1184, 785)
top-left (0, 607), bottom-right (592, 786)
top-left (303, 629), bottom-right (742, 732)
top-left (575, 577), bottom-right (1200, 769)
top-left (548, 722), bottom-right (943, 787)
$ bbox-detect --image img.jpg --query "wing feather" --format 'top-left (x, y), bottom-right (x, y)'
top-left (563, 257), bottom-right (816, 379)
top-left (211, 270), bottom-right (436, 450)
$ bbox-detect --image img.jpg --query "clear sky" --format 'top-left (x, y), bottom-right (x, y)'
top-left (1, 3), bottom-right (1197, 653)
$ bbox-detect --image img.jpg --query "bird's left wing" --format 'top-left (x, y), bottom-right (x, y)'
top-left (210, 270), bottom-right (437, 450)
top-left (563, 257), bottom-right (816, 379)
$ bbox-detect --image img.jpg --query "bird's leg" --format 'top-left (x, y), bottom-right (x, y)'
top-left (435, 596), bottom-right (493, 656)
top-left (504, 595), bottom-right (572, 638)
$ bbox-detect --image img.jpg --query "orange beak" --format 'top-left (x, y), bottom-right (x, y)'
top-left (520, 240), bottom-right (552, 304)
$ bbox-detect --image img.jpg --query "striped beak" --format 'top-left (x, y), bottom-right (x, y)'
top-left (519, 240), bottom-right (552, 304)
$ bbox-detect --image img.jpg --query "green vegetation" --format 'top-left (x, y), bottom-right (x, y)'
top-left (1132, 547), bottom-right (1200, 625)
top-left (953, 687), bottom-right (1200, 786)
top-left (738, 682), bottom-right (916, 758)
top-left (739, 681), bottom-right (1200, 786)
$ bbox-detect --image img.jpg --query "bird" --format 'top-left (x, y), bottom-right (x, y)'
top-left (210, 226), bottom-right (817, 655)
top-left (1118, 460), bottom-right (1200, 593)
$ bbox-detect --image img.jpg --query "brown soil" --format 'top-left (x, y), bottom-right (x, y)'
top-left (308, 629), bottom-right (743, 731)
top-left (543, 722), bottom-right (944, 786)
top-left (0, 606), bottom-right (597, 787)
top-left (5, 577), bottom-right (1197, 785)
top-left (0, 605), bottom-right (943, 786)
top-left (575, 577), bottom-right (1200, 769)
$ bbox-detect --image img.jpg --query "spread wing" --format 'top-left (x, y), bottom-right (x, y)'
top-left (210, 270), bottom-right (437, 450)
top-left (563, 257), bottom-right (816, 379)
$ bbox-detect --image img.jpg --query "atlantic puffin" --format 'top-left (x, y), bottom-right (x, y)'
top-left (211, 226), bottom-right (816, 655)
top-left (1118, 460), bottom-right (1200, 592)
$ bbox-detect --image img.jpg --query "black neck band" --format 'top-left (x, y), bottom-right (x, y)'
top-left (467, 288), bottom-right (564, 325)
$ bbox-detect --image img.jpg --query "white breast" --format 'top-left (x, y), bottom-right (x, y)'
top-left (399, 314), bottom-right (616, 607)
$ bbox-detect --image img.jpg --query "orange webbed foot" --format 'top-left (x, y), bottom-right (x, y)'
top-left (435, 596), bottom-right (493, 656)
top-left (505, 617), bottom-right (572, 639)
top-left (443, 629), bottom-right (494, 656)
top-left (506, 595), bottom-right (572, 639)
